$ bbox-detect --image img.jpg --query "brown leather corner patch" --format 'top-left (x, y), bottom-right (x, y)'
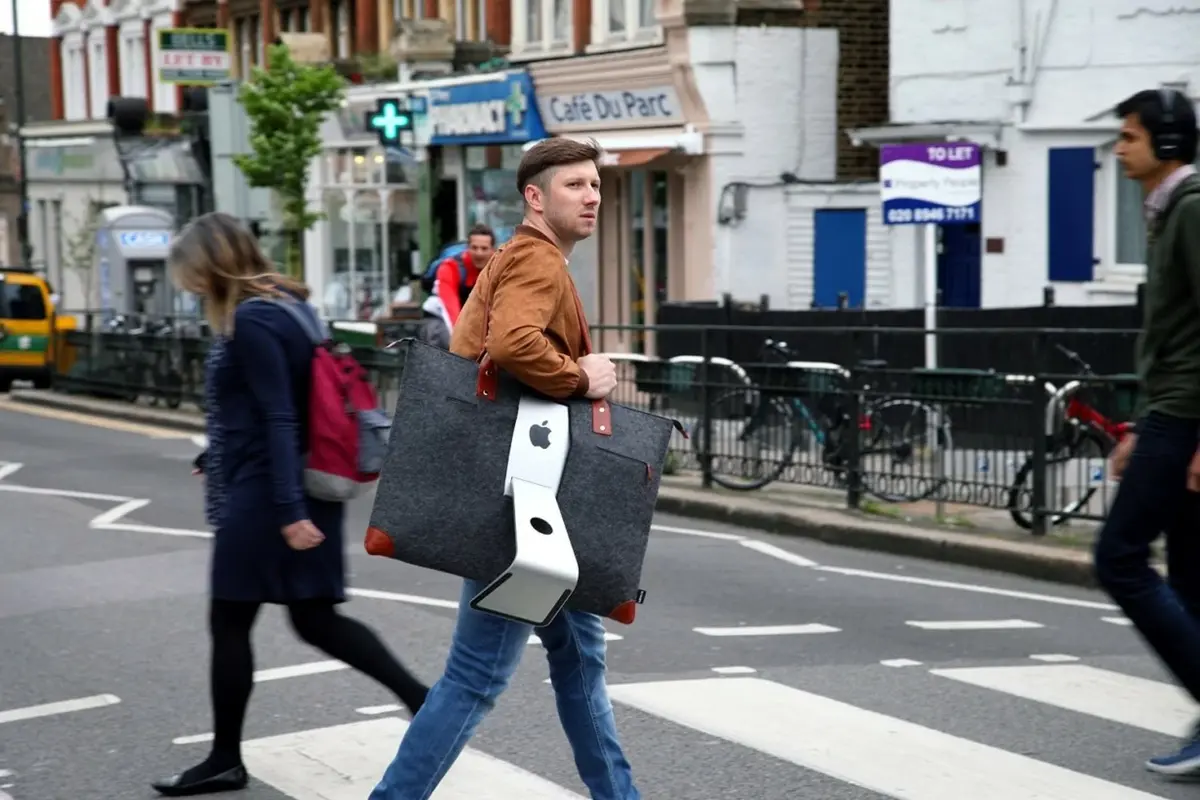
top-left (364, 526), bottom-right (395, 557)
top-left (607, 599), bottom-right (637, 625)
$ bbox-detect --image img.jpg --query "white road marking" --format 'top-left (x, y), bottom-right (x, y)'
top-left (905, 619), bottom-right (1044, 631)
top-left (650, 523), bottom-right (745, 541)
top-left (881, 659), bottom-right (923, 668)
top-left (0, 483), bottom-right (129, 502)
top-left (190, 434), bottom-right (208, 448)
top-left (528, 632), bottom-right (622, 645)
top-left (0, 769), bottom-right (12, 778)
top-left (738, 540), bottom-right (819, 567)
top-left (692, 624), bottom-right (840, 637)
top-left (931, 663), bottom-right (1197, 738)
top-left (242, 716), bottom-right (586, 799)
top-left (0, 462), bottom-right (23, 481)
top-left (356, 704), bottom-right (403, 716)
top-left (1030, 654), bottom-right (1079, 663)
top-left (254, 660), bottom-right (348, 682)
top-left (1102, 616), bottom-right (1133, 626)
top-left (814, 565), bottom-right (1119, 610)
top-left (0, 694), bottom-right (121, 725)
top-left (172, 733), bottom-right (214, 745)
top-left (0, 480), bottom-right (212, 538)
top-left (609, 677), bottom-right (1165, 800)
top-left (712, 666), bottom-right (757, 675)
top-left (346, 587), bottom-right (459, 609)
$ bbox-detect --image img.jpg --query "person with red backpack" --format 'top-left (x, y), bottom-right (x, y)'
top-left (151, 212), bottom-right (429, 798)
top-left (417, 223), bottom-right (495, 349)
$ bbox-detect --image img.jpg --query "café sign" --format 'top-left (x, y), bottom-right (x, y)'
top-left (538, 86), bottom-right (683, 131)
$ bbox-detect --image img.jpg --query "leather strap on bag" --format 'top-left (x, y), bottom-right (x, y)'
top-left (475, 262), bottom-right (612, 437)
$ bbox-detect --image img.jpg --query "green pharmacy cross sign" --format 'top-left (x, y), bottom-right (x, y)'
top-left (367, 98), bottom-right (413, 146)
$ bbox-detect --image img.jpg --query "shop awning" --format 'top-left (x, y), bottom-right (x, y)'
top-left (523, 126), bottom-right (705, 156)
top-left (598, 148), bottom-right (671, 167)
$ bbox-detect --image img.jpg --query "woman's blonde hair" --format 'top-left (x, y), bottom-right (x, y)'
top-left (168, 211), bottom-right (310, 336)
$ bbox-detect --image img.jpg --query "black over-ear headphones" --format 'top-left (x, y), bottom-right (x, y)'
top-left (1155, 87), bottom-right (1184, 161)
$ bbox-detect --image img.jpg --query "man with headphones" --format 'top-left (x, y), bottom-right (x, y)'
top-left (1100, 86), bottom-right (1200, 778)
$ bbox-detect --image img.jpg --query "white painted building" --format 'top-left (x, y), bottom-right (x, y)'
top-left (852, 0), bottom-right (1200, 309)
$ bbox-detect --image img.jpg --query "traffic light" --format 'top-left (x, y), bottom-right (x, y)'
top-left (367, 97), bottom-right (413, 146)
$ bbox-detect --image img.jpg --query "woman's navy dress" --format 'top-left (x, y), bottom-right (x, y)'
top-left (203, 297), bottom-right (346, 604)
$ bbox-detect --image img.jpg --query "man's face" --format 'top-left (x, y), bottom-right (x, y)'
top-left (467, 234), bottom-right (494, 267)
top-left (543, 161), bottom-right (602, 241)
top-left (1114, 113), bottom-right (1159, 180)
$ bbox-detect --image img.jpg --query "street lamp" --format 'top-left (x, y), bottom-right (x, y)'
top-left (9, 0), bottom-right (31, 266)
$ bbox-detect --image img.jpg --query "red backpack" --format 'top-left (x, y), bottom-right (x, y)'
top-left (251, 298), bottom-right (391, 501)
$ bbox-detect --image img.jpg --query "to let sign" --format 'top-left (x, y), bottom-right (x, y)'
top-left (158, 28), bottom-right (232, 85)
top-left (880, 142), bottom-right (982, 226)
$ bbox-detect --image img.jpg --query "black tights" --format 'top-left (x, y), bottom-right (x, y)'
top-left (183, 598), bottom-right (428, 779)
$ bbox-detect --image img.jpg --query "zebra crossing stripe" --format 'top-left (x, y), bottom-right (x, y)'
top-left (242, 716), bottom-right (584, 799)
top-left (608, 676), bottom-right (1164, 800)
top-left (931, 663), bottom-right (1197, 738)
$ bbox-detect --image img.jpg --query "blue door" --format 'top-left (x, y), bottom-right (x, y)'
top-left (813, 208), bottom-right (867, 308)
top-left (937, 223), bottom-right (982, 308)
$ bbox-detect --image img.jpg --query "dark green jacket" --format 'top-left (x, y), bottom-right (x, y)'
top-left (1135, 173), bottom-right (1200, 419)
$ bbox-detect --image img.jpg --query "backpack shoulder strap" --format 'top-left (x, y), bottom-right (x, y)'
top-left (245, 296), bottom-right (328, 345)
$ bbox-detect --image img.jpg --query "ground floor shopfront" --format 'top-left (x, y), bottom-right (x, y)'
top-left (526, 46), bottom-right (710, 354)
top-left (427, 71), bottom-right (549, 248)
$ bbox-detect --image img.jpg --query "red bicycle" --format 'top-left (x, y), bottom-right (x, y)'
top-left (1007, 344), bottom-right (1134, 530)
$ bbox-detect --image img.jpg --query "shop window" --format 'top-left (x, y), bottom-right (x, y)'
top-left (465, 145), bottom-right (524, 244)
top-left (511, 0), bottom-right (571, 55)
top-left (590, 0), bottom-right (659, 49)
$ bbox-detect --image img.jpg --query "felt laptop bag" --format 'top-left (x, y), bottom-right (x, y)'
top-left (365, 283), bottom-right (678, 625)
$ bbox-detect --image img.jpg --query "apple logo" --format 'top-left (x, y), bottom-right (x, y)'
top-left (529, 420), bottom-right (551, 449)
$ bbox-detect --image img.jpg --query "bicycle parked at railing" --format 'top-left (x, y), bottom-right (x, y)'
top-left (690, 338), bottom-right (953, 501)
top-left (1006, 343), bottom-right (1134, 530)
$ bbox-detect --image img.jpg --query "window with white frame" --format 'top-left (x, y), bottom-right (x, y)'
top-left (455, 0), bottom-right (488, 40)
top-left (151, 15), bottom-right (177, 112)
top-left (62, 35), bottom-right (89, 120)
top-left (512, 0), bottom-right (570, 54)
top-left (1114, 153), bottom-right (1200, 265)
top-left (591, 0), bottom-right (657, 47)
top-left (88, 31), bottom-right (108, 118)
top-left (119, 25), bottom-right (147, 98)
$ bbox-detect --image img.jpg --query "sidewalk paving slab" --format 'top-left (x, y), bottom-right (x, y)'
top-left (8, 389), bottom-right (1119, 589)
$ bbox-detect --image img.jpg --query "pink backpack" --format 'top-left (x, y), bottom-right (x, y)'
top-left (253, 298), bottom-right (390, 501)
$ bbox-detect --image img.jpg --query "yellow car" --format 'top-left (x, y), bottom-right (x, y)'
top-left (0, 268), bottom-right (59, 391)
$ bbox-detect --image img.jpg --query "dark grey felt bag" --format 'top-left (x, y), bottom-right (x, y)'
top-left (365, 336), bottom-right (678, 625)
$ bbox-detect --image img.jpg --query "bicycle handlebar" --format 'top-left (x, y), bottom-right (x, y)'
top-left (1054, 342), bottom-right (1093, 375)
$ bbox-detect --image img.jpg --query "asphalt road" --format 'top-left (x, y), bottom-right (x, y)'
top-left (0, 396), bottom-right (1197, 800)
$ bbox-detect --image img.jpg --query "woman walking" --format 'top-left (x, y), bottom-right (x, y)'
top-left (152, 213), bottom-right (428, 797)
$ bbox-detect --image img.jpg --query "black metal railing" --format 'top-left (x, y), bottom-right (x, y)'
top-left (43, 319), bottom-right (1141, 538)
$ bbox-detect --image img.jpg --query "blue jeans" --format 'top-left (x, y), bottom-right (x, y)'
top-left (370, 579), bottom-right (640, 800)
top-left (1094, 411), bottom-right (1200, 701)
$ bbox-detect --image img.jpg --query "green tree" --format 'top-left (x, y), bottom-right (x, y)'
top-left (234, 42), bottom-right (345, 277)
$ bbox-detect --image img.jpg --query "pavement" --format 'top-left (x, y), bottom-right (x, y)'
top-left (1, 391), bottom-right (1198, 799)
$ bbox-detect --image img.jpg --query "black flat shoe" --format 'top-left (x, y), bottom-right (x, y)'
top-left (151, 764), bottom-right (249, 796)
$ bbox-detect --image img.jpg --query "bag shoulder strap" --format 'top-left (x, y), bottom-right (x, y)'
top-left (245, 295), bottom-right (329, 345)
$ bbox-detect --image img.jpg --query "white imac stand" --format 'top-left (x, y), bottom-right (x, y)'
top-left (469, 395), bottom-right (578, 627)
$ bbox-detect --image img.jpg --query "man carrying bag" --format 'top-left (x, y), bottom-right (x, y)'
top-left (369, 139), bottom-right (641, 799)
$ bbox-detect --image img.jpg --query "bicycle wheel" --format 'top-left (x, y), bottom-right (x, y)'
top-left (692, 387), bottom-right (799, 491)
top-left (859, 399), bottom-right (951, 502)
top-left (1006, 425), bottom-right (1115, 531)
